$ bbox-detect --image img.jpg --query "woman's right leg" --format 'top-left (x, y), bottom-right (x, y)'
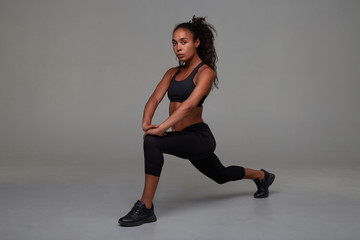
top-left (140, 128), bottom-right (216, 207)
top-left (140, 174), bottom-right (159, 209)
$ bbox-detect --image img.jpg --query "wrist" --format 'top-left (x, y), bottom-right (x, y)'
top-left (142, 121), bottom-right (150, 127)
top-left (159, 124), bottom-right (168, 133)
top-left (142, 123), bottom-right (149, 132)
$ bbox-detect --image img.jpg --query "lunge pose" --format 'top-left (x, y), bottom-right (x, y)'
top-left (118, 15), bottom-right (275, 227)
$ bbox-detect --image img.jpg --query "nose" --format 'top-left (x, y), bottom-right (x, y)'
top-left (176, 45), bottom-right (182, 52)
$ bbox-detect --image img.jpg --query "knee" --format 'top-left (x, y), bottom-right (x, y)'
top-left (206, 171), bottom-right (228, 184)
top-left (143, 134), bottom-right (160, 149)
top-left (214, 178), bottom-right (227, 184)
top-left (211, 170), bottom-right (230, 184)
top-left (213, 166), bottom-right (245, 184)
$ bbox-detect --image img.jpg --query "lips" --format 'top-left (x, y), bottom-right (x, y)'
top-left (177, 54), bottom-right (184, 58)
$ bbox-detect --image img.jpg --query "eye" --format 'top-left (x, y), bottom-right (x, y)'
top-left (182, 41), bottom-right (187, 45)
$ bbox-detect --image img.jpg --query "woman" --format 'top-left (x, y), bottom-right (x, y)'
top-left (118, 15), bottom-right (275, 227)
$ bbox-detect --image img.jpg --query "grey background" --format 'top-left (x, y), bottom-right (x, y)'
top-left (1, 0), bottom-right (359, 239)
top-left (1, 0), bottom-right (359, 164)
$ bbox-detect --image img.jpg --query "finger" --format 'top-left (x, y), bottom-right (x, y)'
top-left (144, 125), bottom-right (155, 132)
top-left (144, 129), bottom-right (153, 138)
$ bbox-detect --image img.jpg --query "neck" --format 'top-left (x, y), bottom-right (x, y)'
top-left (183, 54), bottom-right (202, 69)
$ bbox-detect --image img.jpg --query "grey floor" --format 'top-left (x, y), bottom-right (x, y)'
top-left (1, 156), bottom-right (359, 240)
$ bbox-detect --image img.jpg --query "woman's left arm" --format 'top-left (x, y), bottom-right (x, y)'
top-left (144, 68), bottom-right (214, 137)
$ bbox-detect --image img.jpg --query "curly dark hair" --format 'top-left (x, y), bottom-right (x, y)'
top-left (173, 15), bottom-right (219, 89)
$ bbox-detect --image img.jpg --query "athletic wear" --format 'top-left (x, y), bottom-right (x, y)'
top-left (143, 122), bottom-right (245, 183)
top-left (167, 62), bottom-right (207, 107)
top-left (253, 169), bottom-right (276, 198)
top-left (118, 200), bottom-right (157, 226)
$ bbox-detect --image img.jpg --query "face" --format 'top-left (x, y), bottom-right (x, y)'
top-left (172, 28), bottom-right (200, 62)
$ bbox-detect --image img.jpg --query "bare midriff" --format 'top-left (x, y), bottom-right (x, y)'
top-left (169, 101), bottom-right (204, 132)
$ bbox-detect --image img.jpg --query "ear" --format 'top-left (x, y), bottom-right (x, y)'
top-left (195, 38), bottom-right (200, 48)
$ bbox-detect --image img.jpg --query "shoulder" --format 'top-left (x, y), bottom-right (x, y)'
top-left (155, 66), bottom-right (179, 84)
top-left (163, 66), bottom-right (180, 78)
top-left (198, 64), bottom-right (215, 80)
top-left (168, 66), bottom-right (181, 74)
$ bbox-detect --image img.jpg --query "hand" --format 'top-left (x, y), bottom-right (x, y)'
top-left (142, 123), bottom-right (159, 132)
top-left (143, 125), bottom-right (167, 139)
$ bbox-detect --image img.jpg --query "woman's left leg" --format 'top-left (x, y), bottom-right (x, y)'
top-left (189, 153), bottom-right (246, 184)
top-left (189, 155), bottom-right (275, 198)
top-left (189, 154), bottom-right (266, 182)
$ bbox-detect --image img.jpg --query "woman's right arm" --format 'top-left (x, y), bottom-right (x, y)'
top-left (142, 68), bottom-right (175, 132)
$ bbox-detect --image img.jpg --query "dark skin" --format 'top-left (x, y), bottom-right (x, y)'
top-left (142, 28), bottom-right (210, 137)
top-left (139, 28), bottom-right (264, 209)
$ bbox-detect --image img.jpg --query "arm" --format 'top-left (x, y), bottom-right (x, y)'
top-left (158, 67), bottom-right (215, 132)
top-left (142, 68), bottom-right (174, 131)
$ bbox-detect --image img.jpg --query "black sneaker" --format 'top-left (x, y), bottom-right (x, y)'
top-left (253, 169), bottom-right (275, 198)
top-left (118, 200), bottom-right (157, 227)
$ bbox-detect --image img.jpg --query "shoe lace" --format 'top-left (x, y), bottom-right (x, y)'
top-left (129, 205), bottom-right (142, 216)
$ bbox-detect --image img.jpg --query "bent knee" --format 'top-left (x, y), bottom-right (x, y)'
top-left (143, 134), bottom-right (161, 148)
top-left (211, 172), bottom-right (229, 184)
top-left (214, 178), bottom-right (227, 184)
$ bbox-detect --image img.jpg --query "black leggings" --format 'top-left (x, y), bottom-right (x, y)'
top-left (143, 122), bottom-right (245, 184)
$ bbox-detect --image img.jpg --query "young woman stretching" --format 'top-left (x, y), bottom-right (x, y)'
top-left (118, 15), bottom-right (275, 227)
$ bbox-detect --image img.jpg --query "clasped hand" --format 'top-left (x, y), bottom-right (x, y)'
top-left (143, 124), bottom-right (167, 139)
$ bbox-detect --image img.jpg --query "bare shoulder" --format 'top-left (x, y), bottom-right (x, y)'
top-left (155, 66), bottom-right (179, 84)
top-left (197, 64), bottom-right (215, 81)
top-left (165, 66), bottom-right (179, 77)
top-left (157, 66), bottom-right (177, 83)
top-left (149, 66), bottom-right (179, 103)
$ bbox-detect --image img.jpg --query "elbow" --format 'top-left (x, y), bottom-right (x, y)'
top-left (148, 96), bottom-right (160, 106)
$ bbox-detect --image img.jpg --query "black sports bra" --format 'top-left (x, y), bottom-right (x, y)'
top-left (167, 62), bottom-right (207, 107)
